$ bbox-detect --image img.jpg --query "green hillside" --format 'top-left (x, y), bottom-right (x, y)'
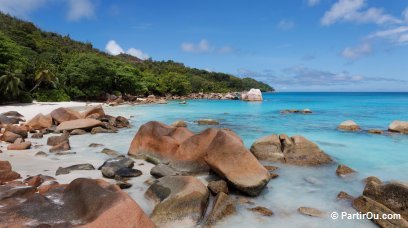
top-left (0, 13), bottom-right (273, 103)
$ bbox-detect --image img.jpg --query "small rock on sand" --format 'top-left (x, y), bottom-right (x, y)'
top-left (298, 207), bottom-right (324, 217)
top-left (56, 163), bottom-right (95, 176)
top-left (35, 151), bottom-right (48, 157)
top-left (248, 206), bottom-right (273, 216)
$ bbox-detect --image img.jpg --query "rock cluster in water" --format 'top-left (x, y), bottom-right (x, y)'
top-left (128, 121), bottom-right (270, 196)
top-left (105, 88), bottom-right (264, 106)
top-left (336, 119), bottom-right (408, 135)
top-left (250, 134), bottom-right (333, 166)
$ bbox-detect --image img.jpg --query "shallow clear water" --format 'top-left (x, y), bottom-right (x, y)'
top-left (1, 92), bottom-right (407, 227)
top-left (106, 92), bottom-right (408, 227)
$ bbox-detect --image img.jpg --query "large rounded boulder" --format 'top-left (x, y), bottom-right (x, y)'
top-left (204, 130), bottom-right (270, 196)
top-left (388, 120), bottom-right (408, 134)
top-left (51, 107), bottom-right (82, 124)
top-left (250, 134), bottom-right (332, 166)
top-left (128, 121), bottom-right (194, 164)
top-left (171, 128), bottom-right (221, 173)
top-left (27, 113), bottom-right (53, 130)
top-left (0, 178), bottom-right (155, 227)
top-left (5, 125), bottom-right (28, 138)
top-left (146, 176), bottom-right (209, 226)
top-left (82, 105), bottom-right (106, 118)
top-left (241, 88), bottom-right (263, 101)
top-left (250, 134), bottom-right (283, 162)
top-left (129, 121), bottom-right (270, 195)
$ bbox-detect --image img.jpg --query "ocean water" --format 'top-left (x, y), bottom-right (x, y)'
top-left (3, 92), bottom-right (407, 227)
top-left (104, 92), bottom-right (408, 227)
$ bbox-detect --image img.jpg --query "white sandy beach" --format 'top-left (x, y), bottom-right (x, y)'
top-left (0, 101), bottom-right (103, 120)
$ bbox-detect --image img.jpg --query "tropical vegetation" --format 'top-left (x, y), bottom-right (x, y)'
top-left (0, 12), bottom-right (273, 104)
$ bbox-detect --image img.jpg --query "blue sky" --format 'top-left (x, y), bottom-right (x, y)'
top-left (1, 0), bottom-right (407, 91)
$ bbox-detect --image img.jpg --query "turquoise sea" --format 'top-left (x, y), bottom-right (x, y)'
top-left (97, 92), bottom-right (408, 227)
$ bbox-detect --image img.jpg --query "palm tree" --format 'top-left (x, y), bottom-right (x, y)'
top-left (0, 69), bottom-right (24, 97)
top-left (30, 69), bottom-right (58, 92)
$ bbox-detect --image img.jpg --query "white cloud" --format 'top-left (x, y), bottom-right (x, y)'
top-left (105, 40), bottom-right (124, 55)
top-left (307, 0), bottom-right (320, 6)
top-left (105, 40), bottom-right (149, 60)
top-left (321, 0), bottom-right (401, 26)
top-left (181, 39), bottom-right (212, 53)
top-left (218, 46), bottom-right (233, 54)
top-left (403, 7), bottom-right (408, 22)
top-left (127, 48), bottom-right (150, 60)
top-left (239, 66), bottom-right (405, 87)
top-left (67, 0), bottom-right (95, 21)
top-left (0, 0), bottom-right (48, 18)
top-left (181, 39), bottom-right (232, 54)
top-left (341, 41), bottom-right (372, 59)
top-left (368, 26), bottom-right (408, 45)
top-left (277, 19), bottom-right (295, 30)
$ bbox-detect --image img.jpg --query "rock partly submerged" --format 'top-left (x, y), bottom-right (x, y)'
top-left (204, 130), bottom-right (270, 196)
top-left (248, 206), bottom-right (274, 216)
top-left (338, 120), bottom-right (360, 131)
top-left (204, 192), bottom-right (236, 226)
top-left (388, 120), bottom-right (408, 134)
top-left (241, 88), bottom-right (263, 101)
top-left (336, 164), bottom-right (356, 176)
top-left (298, 207), bottom-right (324, 217)
top-left (353, 178), bottom-right (408, 227)
top-left (171, 120), bottom-right (187, 127)
top-left (281, 109), bottom-right (312, 114)
top-left (250, 134), bottom-right (332, 166)
top-left (146, 176), bottom-right (209, 226)
top-left (197, 119), bottom-right (220, 125)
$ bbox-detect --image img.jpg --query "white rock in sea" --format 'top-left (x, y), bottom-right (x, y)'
top-left (338, 120), bottom-right (360, 131)
top-left (388, 120), bottom-right (408, 134)
top-left (241, 88), bottom-right (263, 101)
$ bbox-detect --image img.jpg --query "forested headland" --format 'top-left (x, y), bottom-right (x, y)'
top-left (0, 13), bottom-right (273, 104)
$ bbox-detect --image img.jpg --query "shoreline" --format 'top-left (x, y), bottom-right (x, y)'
top-left (1, 96), bottom-right (407, 227)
